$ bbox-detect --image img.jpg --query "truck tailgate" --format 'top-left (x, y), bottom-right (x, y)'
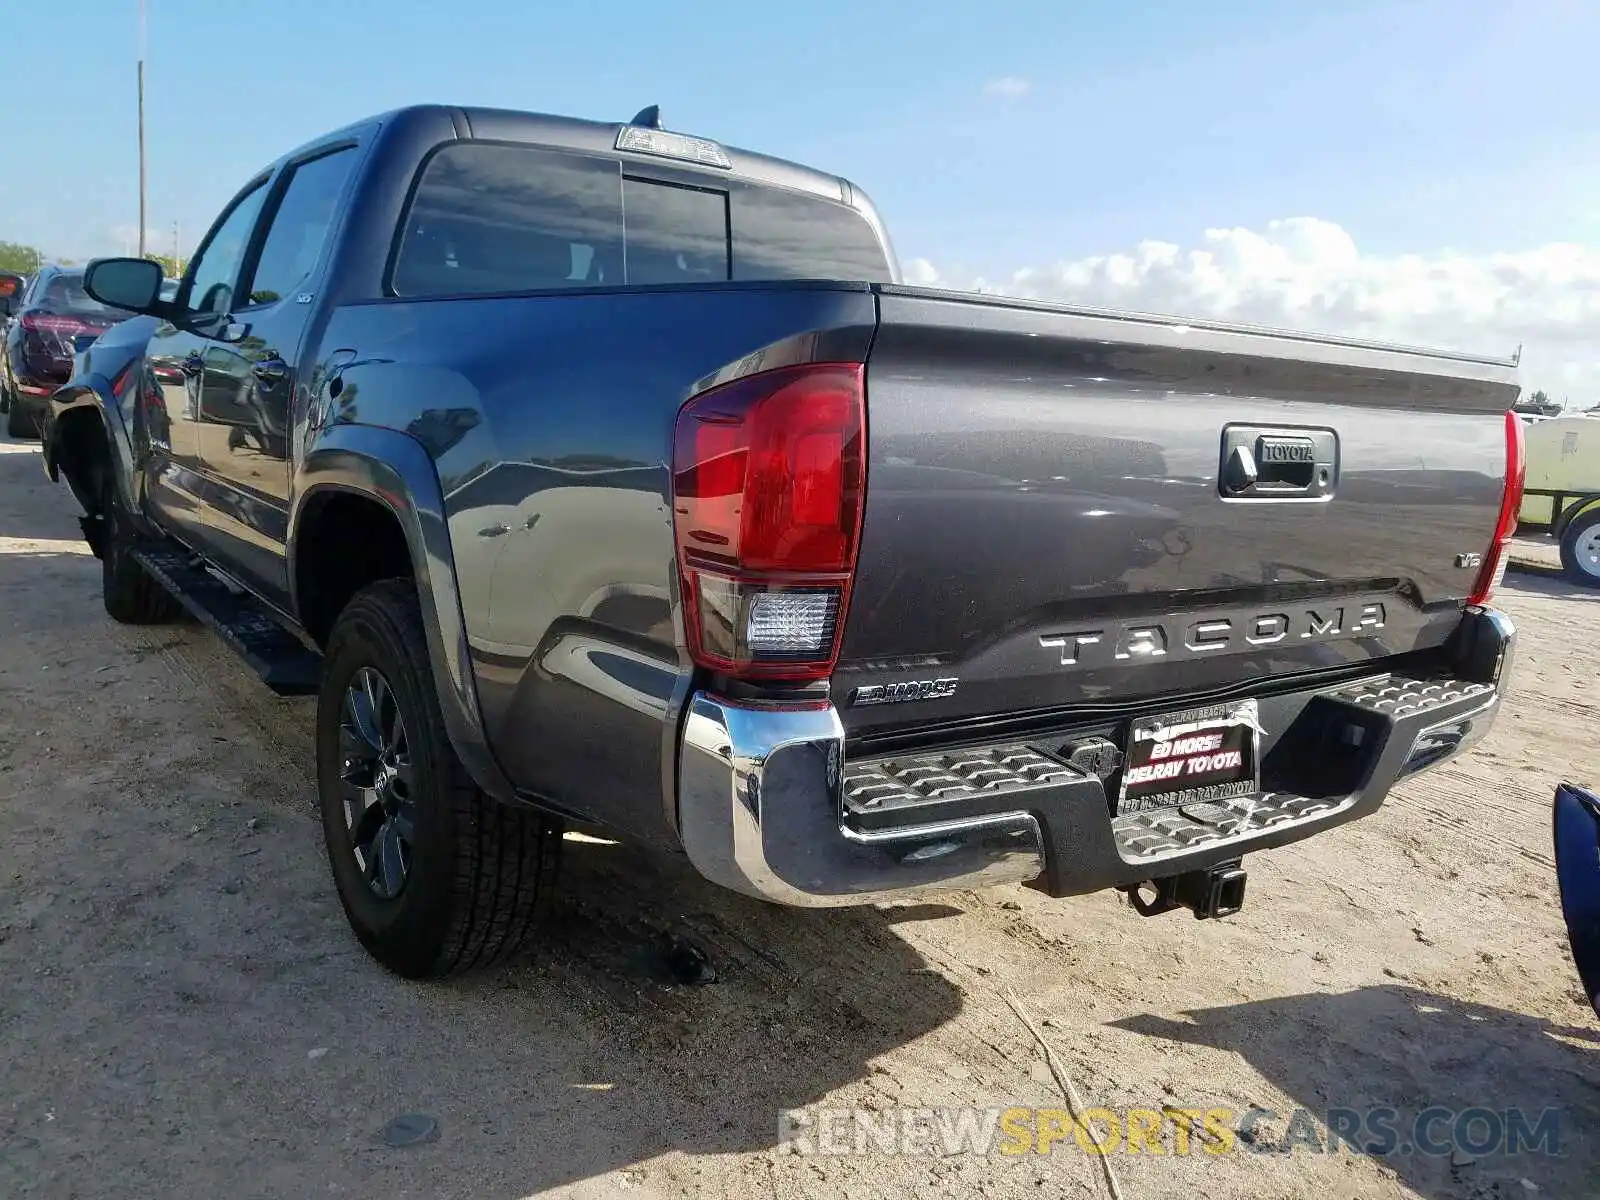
top-left (835, 286), bottom-right (1520, 740)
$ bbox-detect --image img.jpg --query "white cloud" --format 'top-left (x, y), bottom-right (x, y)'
top-left (906, 217), bottom-right (1600, 404)
top-left (106, 222), bottom-right (186, 260)
top-left (982, 76), bottom-right (1031, 100)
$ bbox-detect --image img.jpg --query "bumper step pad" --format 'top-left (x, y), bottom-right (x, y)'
top-left (1326, 675), bottom-right (1494, 717)
top-left (839, 668), bottom-right (1505, 885)
top-left (1113, 792), bottom-right (1347, 862)
top-left (844, 746), bottom-right (1074, 812)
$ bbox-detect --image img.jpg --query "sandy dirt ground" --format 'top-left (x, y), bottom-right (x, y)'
top-left (0, 431), bottom-right (1596, 1200)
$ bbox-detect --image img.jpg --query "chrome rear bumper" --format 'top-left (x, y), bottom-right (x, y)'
top-left (675, 606), bottom-right (1516, 907)
top-left (677, 695), bottom-right (1045, 905)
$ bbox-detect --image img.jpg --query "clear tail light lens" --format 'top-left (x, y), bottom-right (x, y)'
top-left (672, 362), bottom-right (866, 681)
top-left (1468, 408), bottom-right (1526, 607)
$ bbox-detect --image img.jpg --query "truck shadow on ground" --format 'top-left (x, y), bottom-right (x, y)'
top-left (306, 835), bottom-right (971, 1197)
top-left (1112, 985), bottom-right (1600, 1200)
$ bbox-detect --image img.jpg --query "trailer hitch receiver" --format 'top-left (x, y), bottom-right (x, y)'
top-left (1126, 859), bottom-right (1247, 920)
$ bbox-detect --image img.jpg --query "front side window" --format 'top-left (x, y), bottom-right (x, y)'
top-left (185, 182), bottom-right (269, 317)
top-left (246, 148), bottom-right (358, 306)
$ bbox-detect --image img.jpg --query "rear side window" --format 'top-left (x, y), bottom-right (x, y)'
top-left (245, 147), bottom-right (358, 306)
top-left (731, 187), bottom-right (892, 282)
top-left (392, 144), bottom-right (624, 296)
top-left (390, 141), bottom-right (890, 296)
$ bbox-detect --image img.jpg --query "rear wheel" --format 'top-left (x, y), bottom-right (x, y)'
top-left (317, 580), bottom-right (560, 978)
top-left (1560, 509), bottom-right (1600, 588)
top-left (100, 477), bottom-right (181, 623)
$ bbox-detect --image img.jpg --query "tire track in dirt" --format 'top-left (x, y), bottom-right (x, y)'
top-left (112, 620), bottom-right (317, 811)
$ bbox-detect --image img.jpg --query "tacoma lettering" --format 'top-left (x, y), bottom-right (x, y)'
top-left (1040, 602), bottom-right (1390, 670)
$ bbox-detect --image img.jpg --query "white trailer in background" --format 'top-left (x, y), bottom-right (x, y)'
top-left (1517, 415), bottom-right (1600, 585)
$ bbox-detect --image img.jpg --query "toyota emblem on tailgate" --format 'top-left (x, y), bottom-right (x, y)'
top-left (1257, 436), bottom-right (1316, 464)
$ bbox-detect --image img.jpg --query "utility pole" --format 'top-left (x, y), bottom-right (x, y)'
top-left (137, 0), bottom-right (148, 258)
top-left (173, 220), bottom-right (181, 275)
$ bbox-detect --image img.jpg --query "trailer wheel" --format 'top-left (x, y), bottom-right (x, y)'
top-left (1559, 509), bottom-right (1600, 588)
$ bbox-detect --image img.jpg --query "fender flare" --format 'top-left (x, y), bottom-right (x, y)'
top-left (47, 379), bottom-right (150, 529)
top-left (290, 424), bottom-right (518, 805)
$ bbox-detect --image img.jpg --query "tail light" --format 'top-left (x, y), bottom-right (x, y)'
top-left (20, 313), bottom-right (97, 337)
top-left (110, 363), bottom-right (136, 400)
top-left (1468, 408), bottom-right (1526, 607)
top-left (672, 362), bottom-right (866, 682)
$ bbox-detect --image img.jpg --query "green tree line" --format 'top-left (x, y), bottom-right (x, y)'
top-left (0, 242), bottom-right (180, 277)
top-left (0, 241), bottom-right (46, 274)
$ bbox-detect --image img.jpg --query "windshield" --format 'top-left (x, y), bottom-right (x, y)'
top-left (39, 274), bottom-right (115, 316)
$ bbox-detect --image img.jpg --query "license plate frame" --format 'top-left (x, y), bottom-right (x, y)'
top-left (1118, 699), bottom-right (1262, 815)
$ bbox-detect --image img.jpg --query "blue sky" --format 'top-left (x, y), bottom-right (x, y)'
top-left (4, 0), bottom-right (1595, 270)
top-left (4, 0), bottom-right (1597, 397)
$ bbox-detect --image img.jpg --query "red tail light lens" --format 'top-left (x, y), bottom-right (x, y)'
top-left (20, 314), bottom-right (96, 336)
top-left (672, 362), bottom-right (866, 681)
top-left (110, 363), bottom-right (136, 400)
top-left (1468, 409), bottom-right (1525, 607)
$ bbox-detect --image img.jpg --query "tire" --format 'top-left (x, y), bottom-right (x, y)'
top-left (6, 397), bottom-right (35, 439)
top-left (1559, 509), bottom-right (1600, 588)
top-left (317, 580), bottom-right (560, 978)
top-left (100, 477), bottom-right (181, 624)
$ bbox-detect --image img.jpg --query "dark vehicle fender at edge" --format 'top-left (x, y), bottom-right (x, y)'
top-left (290, 423), bottom-right (518, 805)
top-left (47, 379), bottom-right (150, 531)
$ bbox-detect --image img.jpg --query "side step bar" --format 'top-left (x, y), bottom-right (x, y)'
top-left (132, 545), bottom-right (323, 695)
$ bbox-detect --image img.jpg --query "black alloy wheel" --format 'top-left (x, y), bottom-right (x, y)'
top-left (337, 666), bottom-right (416, 900)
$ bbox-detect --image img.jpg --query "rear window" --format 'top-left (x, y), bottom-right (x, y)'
top-left (39, 274), bottom-right (113, 315)
top-left (390, 141), bottom-right (890, 297)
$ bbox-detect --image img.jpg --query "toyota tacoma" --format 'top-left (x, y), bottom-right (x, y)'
top-left (45, 103), bottom-right (1523, 977)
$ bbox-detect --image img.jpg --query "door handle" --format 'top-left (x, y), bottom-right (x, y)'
top-left (251, 354), bottom-right (287, 386)
top-left (1219, 426), bottom-right (1338, 500)
top-left (181, 352), bottom-right (204, 378)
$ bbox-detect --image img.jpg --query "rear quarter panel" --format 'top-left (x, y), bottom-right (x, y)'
top-left (311, 284), bottom-right (876, 843)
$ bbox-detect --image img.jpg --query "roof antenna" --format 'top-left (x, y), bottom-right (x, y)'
top-left (629, 105), bottom-right (662, 129)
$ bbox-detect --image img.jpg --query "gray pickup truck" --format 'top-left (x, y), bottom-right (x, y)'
top-left (46, 104), bottom-right (1523, 978)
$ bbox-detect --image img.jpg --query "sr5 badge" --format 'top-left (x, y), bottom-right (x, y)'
top-left (849, 678), bottom-right (959, 706)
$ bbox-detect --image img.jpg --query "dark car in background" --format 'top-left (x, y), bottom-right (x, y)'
top-left (2, 265), bottom-right (123, 437)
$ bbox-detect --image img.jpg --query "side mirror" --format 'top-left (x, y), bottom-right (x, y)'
top-left (1554, 781), bottom-right (1600, 1018)
top-left (0, 272), bottom-right (22, 318)
top-left (83, 257), bottom-right (166, 314)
